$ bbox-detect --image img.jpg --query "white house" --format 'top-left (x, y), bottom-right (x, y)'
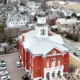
top-left (6, 13), bottom-right (29, 28)
top-left (7, 0), bottom-right (20, 2)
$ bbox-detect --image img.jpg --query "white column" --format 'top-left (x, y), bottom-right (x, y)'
top-left (44, 68), bottom-right (46, 80)
top-left (61, 65), bottom-right (64, 77)
top-left (50, 71), bottom-right (52, 80)
top-left (55, 69), bottom-right (58, 78)
top-left (25, 50), bottom-right (26, 70)
top-left (61, 69), bottom-right (63, 77)
top-left (31, 56), bottom-right (33, 79)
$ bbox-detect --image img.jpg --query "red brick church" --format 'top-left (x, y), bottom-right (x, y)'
top-left (16, 14), bottom-right (69, 80)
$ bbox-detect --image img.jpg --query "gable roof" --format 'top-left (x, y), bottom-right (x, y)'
top-left (18, 30), bottom-right (69, 55)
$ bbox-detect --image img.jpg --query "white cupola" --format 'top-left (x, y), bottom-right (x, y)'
top-left (37, 16), bottom-right (46, 24)
top-left (35, 12), bottom-right (49, 38)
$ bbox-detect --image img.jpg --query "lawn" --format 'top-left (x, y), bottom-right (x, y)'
top-left (63, 3), bottom-right (80, 12)
top-left (69, 54), bottom-right (80, 69)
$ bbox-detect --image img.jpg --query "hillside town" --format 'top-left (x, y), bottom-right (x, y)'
top-left (0, 0), bottom-right (80, 80)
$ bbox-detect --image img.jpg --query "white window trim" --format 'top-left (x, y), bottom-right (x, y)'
top-left (52, 58), bottom-right (56, 67)
top-left (58, 58), bottom-right (61, 66)
top-left (47, 59), bottom-right (49, 68)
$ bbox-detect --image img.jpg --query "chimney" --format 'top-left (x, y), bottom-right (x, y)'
top-left (22, 35), bottom-right (25, 42)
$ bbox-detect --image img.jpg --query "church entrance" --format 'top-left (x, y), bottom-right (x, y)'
top-left (57, 70), bottom-right (61, 77)
top-left (46, 72), bottom-right (50, 80)
top-left (52, 71), bottom-right (55, 79)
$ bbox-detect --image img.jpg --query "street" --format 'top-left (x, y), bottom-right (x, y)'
top-left (63, 38), bottom-right (80, 56)
top-left (0, 52), bottom-right (25, 80)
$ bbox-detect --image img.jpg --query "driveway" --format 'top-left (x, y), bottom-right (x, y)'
top-left (0, 52), bottom-right (25, 80)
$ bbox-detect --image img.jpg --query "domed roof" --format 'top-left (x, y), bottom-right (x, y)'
top-left (38, 11), bottom-right (46, 17)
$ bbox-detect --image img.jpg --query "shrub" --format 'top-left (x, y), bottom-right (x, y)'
top-left (7, 37), bottom-right (12, 44)
top-left (66, 16), bottom-right (71, 19)
top-left (72, 35), bottom-right (79, 41)
top-left (69, 64), bottom-right (76, 73)
top-left (65, 34), bottom-right (79, 41)
top-left (71, 13), bottom-right (77, 18)
top-left (65, 34), bottom-right (73, 39)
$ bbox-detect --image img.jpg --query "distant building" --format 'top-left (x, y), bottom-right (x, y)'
top-left (0, 0), bottom-right (7, 4)
top-left (0, 43), bottom-right (8, 53)
top-left (47, 12), bottom-right (58, 26)
top-left (6, 13), bottom-right (29, 28)
top-left (56, 18), bottom-right (79, 25)
top-left (19, 22), bottom-right (36, 35)
top-left (56, 18), bottom-right (80, 33)
top-left (0, 47), bottom-right (4, 53)
top-left (7, 0), bottom-right (19, 3)
top-left (16, 14), bottom-right (69, 80)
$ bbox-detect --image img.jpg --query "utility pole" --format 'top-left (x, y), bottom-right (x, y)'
top-left (43, 0), bottom-right (46, 11)
top-left (35, 0), bottom-right (36, 6)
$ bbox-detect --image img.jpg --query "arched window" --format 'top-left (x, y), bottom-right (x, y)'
top-left (52, 58), bottom-right (56, 67)
top-left (58, 58), bottom-right (61, 66)
top-left (47, 59), bottom-right (49, 68)
top-left (52, 71), bottom-right (55, 78)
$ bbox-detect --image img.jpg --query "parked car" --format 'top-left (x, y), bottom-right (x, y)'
top-left (0, 67), bottom-right (7, 71)
top-left (16, 61), bottom-right (21, 67)
top-left (0, 71), bottom-right (8, 76)
top-left (75, 46), bottom-right (80, 51)
top-left (0, 60), bottom-right (6, 65)
top-left (1, 75), bottom-right (10, 80)
top-left (0, 64), bottom-right (6, 67)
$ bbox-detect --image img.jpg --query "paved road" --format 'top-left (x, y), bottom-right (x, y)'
top-left (0, 52), bottom-right (25, 80)
top-left (63, 38), bottom-right (80, 56)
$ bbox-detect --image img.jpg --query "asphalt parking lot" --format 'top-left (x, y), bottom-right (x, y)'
top-left (0, 52), bottom-right (25, 80)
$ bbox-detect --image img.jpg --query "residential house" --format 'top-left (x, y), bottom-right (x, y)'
top-left (6, 13), bottom-right (29, 28)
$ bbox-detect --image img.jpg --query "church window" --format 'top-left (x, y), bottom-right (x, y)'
top-left (58, 58), bottom-right (61, 66)
top-left (47, 59), bottom-right (49, 68)
top-left (52, 58), bottom-right (56, 67)
top-left (40, 29), bottom-right (46, 35)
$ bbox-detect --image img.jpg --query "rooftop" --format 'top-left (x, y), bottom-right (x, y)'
top-left (18, 30), bottom-right (69, 55)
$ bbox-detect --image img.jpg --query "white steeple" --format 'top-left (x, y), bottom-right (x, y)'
top-left (35, 12), bottom-right (49, 38)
